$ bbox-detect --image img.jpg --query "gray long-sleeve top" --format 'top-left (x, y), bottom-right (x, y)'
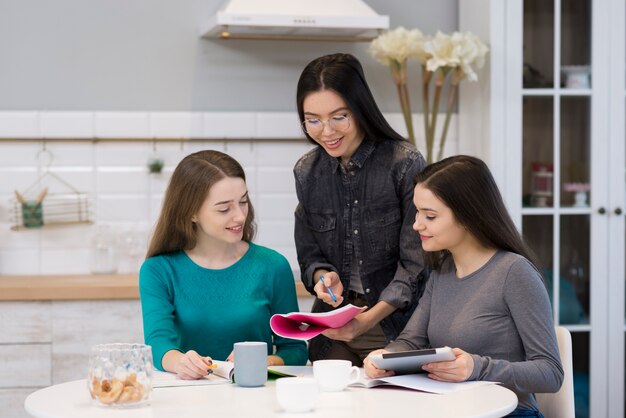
top-left (386, 251), bottom-right (564, 411)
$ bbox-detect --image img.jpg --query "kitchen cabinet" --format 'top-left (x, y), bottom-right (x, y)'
top-left (0, 300), bottom-right (143, 418)
top-left (461, 1), bottom-right (625, 417)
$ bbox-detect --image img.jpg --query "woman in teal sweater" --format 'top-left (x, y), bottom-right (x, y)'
top-left (139, 150), bottom-right (307, 379)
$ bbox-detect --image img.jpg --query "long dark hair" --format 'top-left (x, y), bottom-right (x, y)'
top-left (146, 150), bottom-right (256, 258)
top-left (415, 155), bottom-right (539, 270)
top-left (296, 53), bottom-right (406, 145)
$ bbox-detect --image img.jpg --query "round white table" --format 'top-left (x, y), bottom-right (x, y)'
top-left (25, 379), bottom-right (517, 418)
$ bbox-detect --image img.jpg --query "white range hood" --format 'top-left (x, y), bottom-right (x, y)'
top-left (200, 0), bottom-right (389, 42)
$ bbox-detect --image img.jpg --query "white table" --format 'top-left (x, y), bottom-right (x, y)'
top-left (25, 379), bottom-right (518, 418)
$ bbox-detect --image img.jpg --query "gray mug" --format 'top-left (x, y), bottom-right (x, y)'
top-left (233, 341), bottom-right (267, 387)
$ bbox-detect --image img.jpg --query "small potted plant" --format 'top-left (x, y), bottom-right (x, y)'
top-left (147, 157), bottom-right (164, 174)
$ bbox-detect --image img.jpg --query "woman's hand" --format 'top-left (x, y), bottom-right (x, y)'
top-left (421, 348), bottom-right (474, 382)
top-left (313, 271), bottom-right (344, 307)
top-left (322, 311), bottom-right (370, 341)
top-left (174, 350), bottom-right (214, 380)
top-left (363, 349), bottom-right (395, 378)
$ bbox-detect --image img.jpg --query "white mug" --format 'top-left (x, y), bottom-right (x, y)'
top-left (275, 377), bottom-right (319, 413)
top-left (233, 341), bottom-right (267, 387)
top-left (313, 359), bottom-right (361, 392)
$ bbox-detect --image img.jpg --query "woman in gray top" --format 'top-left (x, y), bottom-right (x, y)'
top-left (294, 53), bottom-right (428, 365)
top-left (364, 155), bottom-right (563, 417)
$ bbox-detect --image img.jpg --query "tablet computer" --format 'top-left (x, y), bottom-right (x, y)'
top-left (369, 347), bottom-right (455, 374)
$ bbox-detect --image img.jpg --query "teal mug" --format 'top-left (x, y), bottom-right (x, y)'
top-left (21, 201), bottom-right (43, 228)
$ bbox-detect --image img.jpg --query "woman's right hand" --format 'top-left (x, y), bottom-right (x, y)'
top-left (174, 350), bottom-right (213, 380)
top-left (363, 349), bottom-right (395, 378)
top-left (313, 271), bottom-right (344, 307)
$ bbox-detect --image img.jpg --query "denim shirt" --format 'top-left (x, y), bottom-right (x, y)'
top-left (294, 138), bottom-right (427, 359)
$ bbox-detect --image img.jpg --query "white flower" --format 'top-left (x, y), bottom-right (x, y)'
top-left (424, 31), bottom-right (459, 73)
top-left (368, 26), bottom-right (489, 162)
top-left (451, 31), bottom-right (489, 81)
top-left (423, 31), bottom-right (489, 81)
top-left (369, 27), bottom-right (427, 65)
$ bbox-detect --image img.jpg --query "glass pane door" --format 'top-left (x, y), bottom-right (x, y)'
top-left (522, 1), bottom-right (593, 416)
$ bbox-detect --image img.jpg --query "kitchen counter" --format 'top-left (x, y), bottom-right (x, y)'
top-left (0, 274), bottom-right (311, 301)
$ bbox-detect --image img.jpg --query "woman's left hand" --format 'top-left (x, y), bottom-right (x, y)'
top-left (322, 311), bottom-right (370, 341)
top-left (421, 348), bottom-right (474, 382)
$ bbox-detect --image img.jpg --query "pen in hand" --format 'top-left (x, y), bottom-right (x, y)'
top-left (319, 275), bottom-right (338, 303)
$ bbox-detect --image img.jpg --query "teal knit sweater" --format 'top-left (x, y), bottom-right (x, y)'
top-left (139, 243), bottom-right (308, 369)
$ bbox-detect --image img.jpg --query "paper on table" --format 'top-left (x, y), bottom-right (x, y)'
top-left (270, 304), bottom-right (367, 340)
top-left (267, 366), bottom-right (497, 394)
top-left (152, 360), bottom-right (234, 387)
top-left (352, 373), bottom-right (498, 394)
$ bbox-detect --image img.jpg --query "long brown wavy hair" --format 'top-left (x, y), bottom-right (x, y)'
top-left (414, 155), bottom-right (539, 271)
top-left (146, 150), bottom-right (256, 259)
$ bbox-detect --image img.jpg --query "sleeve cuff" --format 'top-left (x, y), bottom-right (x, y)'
top-left (303, 262), bottom-right (337, 292)
top-left (468, 354), bottom-right (483, 381)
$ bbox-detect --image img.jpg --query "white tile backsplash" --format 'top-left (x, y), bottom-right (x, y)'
top-left (95, 112), bottom-right (150, 138)
top-left (256, 220), bottom-right (295, 247)
top-left (0, 111), bottom-right (458, 275)
top-left (204, 112), bottom-right (256, 138)
top-left (256, 112), bottom-right (301, 138)
top-left (40, 248), bottom-right (91, 273)
top-left (0, 112), bottom-right (40, 137)
top-left (256, 194), bottom-right (299, 220)
top-left (149, 112), bottom-right (204, 138)
top-left (40, 112), bottom-right (94, 138)
top-left (0, 249), bottom-right (41, 274)
top-left (0, 139), bottom-right (304, 274)
top-left (96, 142), bottom-right (152, 166)
top-left (257, 167), bottom-right (296, 193)
top-left (96, 169), bottom-right (148, 194)
top-left (0, 143), bottom-right (40, 166)
top-left (96, 196), bottom-right (150, 222)
top-left (0, 168), bottom-right (39, 195)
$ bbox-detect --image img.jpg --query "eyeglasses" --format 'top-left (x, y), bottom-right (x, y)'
top-left (302, 114), bottom-right (351, 136)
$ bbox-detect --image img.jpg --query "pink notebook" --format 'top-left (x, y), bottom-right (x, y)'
top-left (270, 304), bottom-right (366, 340)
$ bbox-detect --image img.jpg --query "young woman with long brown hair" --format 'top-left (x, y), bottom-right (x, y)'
top-left (364, 155), bottom-right (563, 417)
top-left (140, 150), bottom-right (307, 380)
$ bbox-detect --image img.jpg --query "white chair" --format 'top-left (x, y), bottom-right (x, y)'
top-left (536, 326), bottom-right (576, 418)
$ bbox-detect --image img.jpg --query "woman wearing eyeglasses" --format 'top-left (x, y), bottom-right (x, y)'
top-left (294, 53), bottom-right (428, 365)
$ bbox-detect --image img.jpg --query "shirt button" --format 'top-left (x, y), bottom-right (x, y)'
top-left (359, 260), bottom-right (363, 265)
top-left (365, 288), bottom-right (371, 294)
top-left (350, 171), bottom-right (355, 176)
top-left (354, 229), bottom-right (359, 235)
top-left (354, 199), bottom-right (358, 205)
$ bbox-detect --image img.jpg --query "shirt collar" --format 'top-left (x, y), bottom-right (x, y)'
top-left (327, 138), bottom-right (376, 173)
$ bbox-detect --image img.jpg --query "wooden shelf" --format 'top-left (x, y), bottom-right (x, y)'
top-left (0, 274), bottom-right (311, 301)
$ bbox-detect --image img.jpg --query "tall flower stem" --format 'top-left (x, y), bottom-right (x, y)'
top-left (421, 65), bottom-right (432, 163)
top-left (427, 69), bottom-right (446, 164)
top-left (391, 60), bottom-right (415, 144)
top-left (437, 77), bottom-right (459, 162)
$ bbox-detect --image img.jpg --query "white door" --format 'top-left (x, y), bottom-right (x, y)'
top-left (460, 0), bottom-right (625, 416)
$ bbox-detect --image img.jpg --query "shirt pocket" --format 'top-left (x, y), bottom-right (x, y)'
top-left (365, 206), bottom-right (402, 258)
top-left (307, 211), bottom-right (337, 252)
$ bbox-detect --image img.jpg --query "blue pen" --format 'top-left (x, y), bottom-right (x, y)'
top-left (319, 275), bottom-right (337, 303)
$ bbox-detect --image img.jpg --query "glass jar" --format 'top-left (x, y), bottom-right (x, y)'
top-left (87, 343), bottom-right (153, 407)
top-left (90, 225), bottom-right (118, 274)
